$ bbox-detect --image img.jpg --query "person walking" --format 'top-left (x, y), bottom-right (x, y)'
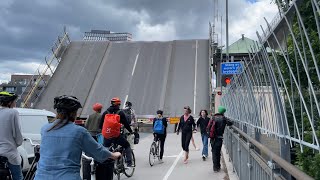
top-left (209, 106), bottom-right (233, 172)
top-left (85, 103), bottom-right (103, 141)
top-left (197, 110), bottom-right (210, 160)
top-left (176, 106), bottom-right (196, 164)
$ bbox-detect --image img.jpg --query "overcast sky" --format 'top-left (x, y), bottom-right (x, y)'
top-left (0, 0), bottom-right (278, 83)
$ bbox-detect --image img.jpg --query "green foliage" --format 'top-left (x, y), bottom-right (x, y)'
top-left (274, 1), bottom-right (320, 179)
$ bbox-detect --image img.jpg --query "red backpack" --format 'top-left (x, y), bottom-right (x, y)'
top-left (102, 110), bottom-right (122, 139)
top-left (206, 118), bottom-right (216, 139)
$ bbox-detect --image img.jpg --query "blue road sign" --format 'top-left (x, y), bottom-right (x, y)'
top-left (221, 62), bottom-right (243, 75)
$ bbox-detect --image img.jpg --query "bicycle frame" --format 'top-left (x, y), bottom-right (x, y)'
top-left (24, 138), bottom-right (40, 180)
top-left (82, 154), bottom-right (96, 180)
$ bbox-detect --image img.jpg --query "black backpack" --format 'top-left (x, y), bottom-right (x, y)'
top-left (122, 108), bottom-right (132, 124)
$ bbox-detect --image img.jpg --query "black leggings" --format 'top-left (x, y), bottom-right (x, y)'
top-left (181, 131), bottom-right (192, 152)
top-left (154, 134), bottom-right (166, 159)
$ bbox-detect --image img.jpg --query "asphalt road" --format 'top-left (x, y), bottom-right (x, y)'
top-left (118, 132), bottom-right (228, 180)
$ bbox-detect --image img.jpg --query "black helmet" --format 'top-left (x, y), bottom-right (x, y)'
top-left (156, 110), bottom-right (163, 115)
top-left (53, 95), bottom-right (82, 113)
top-left (0, 91), bottom-right (18, 104)
top-left (125, 101), bottom-right (132, 107)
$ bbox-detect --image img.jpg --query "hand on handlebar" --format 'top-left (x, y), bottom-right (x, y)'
top-left (110, 152), bottom-right (121, 160)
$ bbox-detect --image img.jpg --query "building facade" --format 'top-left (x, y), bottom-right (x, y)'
top-left (83, 30), bottom-right (132, 42)
top-left (0, 75), bottom-right (50, 107)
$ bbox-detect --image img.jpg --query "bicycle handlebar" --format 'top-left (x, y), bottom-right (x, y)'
top-left (82, 153), bottom-right (93, 161)
top-left (23, 138), bottom-right (40, 147)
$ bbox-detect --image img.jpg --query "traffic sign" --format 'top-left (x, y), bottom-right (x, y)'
top-left (169, 117), bottom-right (180, 124)
top-left (221, 62), bottom-right (243, 75)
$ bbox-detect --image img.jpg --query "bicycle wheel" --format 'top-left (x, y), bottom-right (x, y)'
top-left (124, 151), bottom-right (135, 177)
top-left (157, 141), bottom-right (161, 161)
top-left (114, 159), bottom-right (121, 180)
top-left (149, 142), bottom-right (156, 166)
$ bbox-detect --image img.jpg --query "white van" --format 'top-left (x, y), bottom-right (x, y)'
top-left (14, 108), bottom-right (56, 172)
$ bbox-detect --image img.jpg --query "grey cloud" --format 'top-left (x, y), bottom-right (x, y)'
top-left (0, 0), bottom-right (214, 64)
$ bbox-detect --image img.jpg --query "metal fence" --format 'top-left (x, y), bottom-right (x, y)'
top-left (221, 0), bottom-right (320, 152)
top-left (19, 28), bottom-right (70, 108)
top-left (220, 0), bottom-right (320, 179)
top-left (224, 125), bottom-right (313, 180)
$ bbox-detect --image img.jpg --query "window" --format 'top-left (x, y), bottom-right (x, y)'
top-left (5, 87), bottom-right (16, 92)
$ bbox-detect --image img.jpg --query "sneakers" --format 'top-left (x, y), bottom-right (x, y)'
top-left (159, 159), bottom-right (164, 164)
top-left (202, 155), bottom-right (206, 161)
top-left (213, 167), bottom-right (220, 173)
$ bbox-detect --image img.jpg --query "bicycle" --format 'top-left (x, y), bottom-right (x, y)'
top-left (149, 134), bottom-right (160, 166)
top-left (109, 133), bottom-right (136, 180)
top-left (0, 138), bottom-right (40, 180)
top-left (81, 154), bottom-right (97, 180)
top-left (0, 156), bottom-right (12, 180)
top-left (23, 138), bottom-right (40, 180)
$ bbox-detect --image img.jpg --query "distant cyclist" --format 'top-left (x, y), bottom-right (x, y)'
top-left (152, 110), bottom-right (168, 163)
top-left (100, 97), bottom-right (134, 168)
top-left (34, 95), bottom-right (120, 179)
top-left (85, 103), bottom-right (103, 140)
top-left (0, 91), bottom-right (23, 180)
top-left (123, 101), bottom-right (137, 149)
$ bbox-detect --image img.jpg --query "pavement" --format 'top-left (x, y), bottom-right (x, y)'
top-left (114, 132), bottom-right (238, 180)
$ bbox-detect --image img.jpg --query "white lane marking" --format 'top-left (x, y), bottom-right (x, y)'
top-left (132, 53), bottom-right (140, 76)
top-left (123, 95), bottom-right (128, 109)
top-left (163, 150), bottom-right (183, 180)
top-left (163, 155), bottom-right (179, 158)
top-left (194, 40), bottom-right (198, 113)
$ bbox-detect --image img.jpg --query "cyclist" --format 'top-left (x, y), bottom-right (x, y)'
top-left (34, 95), bottom-right (120, 179)
top-left (152, 110), bottom-right (168, 163)
top-left (123, 101), bottom-right (137, 149)
top-left (85, 103), bottom-right (103, 140)
top-left (99, 97), bottom-right (134, 167)
top-left (0, 91), bottom-right (23, 180)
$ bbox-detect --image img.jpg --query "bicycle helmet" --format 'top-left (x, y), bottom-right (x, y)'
top-left (53, 95), bottom-right (82, 113)
top-left (111, 97), bottom-right (121, 106)
top-left (93, 103), bottom-right (103, 112)
top-left (0, 91), bottom-right (18, 104)
top-left (125, 101), bottom-right (132, 107)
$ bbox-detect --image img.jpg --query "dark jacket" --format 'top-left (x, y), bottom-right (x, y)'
top-left (197, 116), bottom-right (210, 135)
top-left (153, 117), bottom-right (168, 135)
top-left (212, 113), bottom-right (233, 138)
top-left (99, 105), bottom-right (133, 133)
top-left (177, 115), bottom-right (196, 133)
top-left (85, 112), bottom-right (102, 136)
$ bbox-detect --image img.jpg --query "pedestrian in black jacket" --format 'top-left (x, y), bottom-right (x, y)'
top-left (197, 109), bottom-right (210, 160)
top-left (210, 106), bottom-right (233, 172)
top-left (176, 106), bottom-right (196, 164)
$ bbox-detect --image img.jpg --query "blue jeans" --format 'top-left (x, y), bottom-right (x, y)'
top-left (8, 163), bottom-right (23, 180)
top-left (201, 133), bottom-right (209, 157)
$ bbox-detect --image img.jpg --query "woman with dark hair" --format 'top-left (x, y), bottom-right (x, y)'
top-left (176, 106), bottom-right (196, 164)
top-left (197, 109), bottom-right (210, 160)
top-left (34, 95), bottom-right (121, 180)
